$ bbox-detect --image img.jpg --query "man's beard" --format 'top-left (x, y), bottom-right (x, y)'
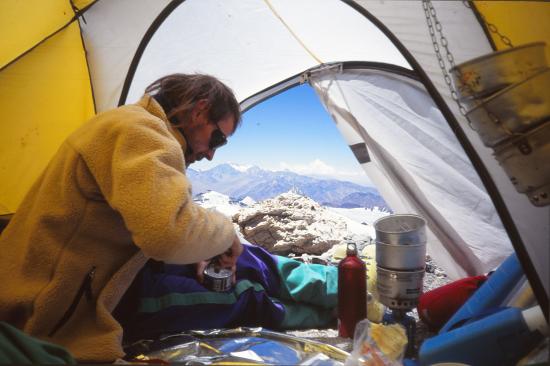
top-left (184, 145), bottom-right (194, 167)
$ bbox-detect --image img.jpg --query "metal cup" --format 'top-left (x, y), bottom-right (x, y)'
top-left (374, 214), bottom-right (427, 271)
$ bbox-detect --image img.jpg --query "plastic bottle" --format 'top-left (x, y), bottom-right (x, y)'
top-left (338, 242), bottom-right (367, 338)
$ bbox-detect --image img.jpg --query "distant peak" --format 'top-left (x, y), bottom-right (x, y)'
top-left (240, 196), bottom-right (256, 206)
top-left (228, 163), bottom-right (253, 172)
top-left (288, 186), bottom-right (304, 195)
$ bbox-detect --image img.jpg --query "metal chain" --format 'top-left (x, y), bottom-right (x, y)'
top-left (462, 0), bottom-right (513, 48)
top-left (422, 0), bottom-right (468, 116)
top-left (424, 0), bottom-right (519, 135)
top-left (460, 0), bottom-right (522, 137)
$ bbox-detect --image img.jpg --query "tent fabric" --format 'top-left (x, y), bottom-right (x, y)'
top-left (310, 69), bottom-right (512, 279)
top-left (475, 0), bottom-right (550, 60)
top-left (356, 0), bottom-right (548, 313)
top-left (124, 0), bottom-right (410, 106)
top-left (1, 0), bottom-right (76, 69)
top-left (0, 21), bottom-right (95, 214)
top-left (79, 0), bottom-right (171, 113)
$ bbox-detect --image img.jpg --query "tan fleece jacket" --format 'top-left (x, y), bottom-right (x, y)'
top-left (0, 95), bottom-right (236, 362)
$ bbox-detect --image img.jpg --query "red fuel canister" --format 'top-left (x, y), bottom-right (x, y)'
top-left (338, 243), bottom-right (367, 338)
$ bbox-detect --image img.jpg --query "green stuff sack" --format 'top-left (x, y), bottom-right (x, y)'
top-left (0, 322), bottom-right (76, 364)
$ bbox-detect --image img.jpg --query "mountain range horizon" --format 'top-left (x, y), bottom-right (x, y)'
top-left (187, 163), bottom-right (390, 210)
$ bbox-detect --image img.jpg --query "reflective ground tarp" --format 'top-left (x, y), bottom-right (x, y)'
top-left (123, 328), bottom-right (349, 365)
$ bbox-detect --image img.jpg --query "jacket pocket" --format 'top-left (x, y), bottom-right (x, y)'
top-left (48, 266), bottom-right (96, 337)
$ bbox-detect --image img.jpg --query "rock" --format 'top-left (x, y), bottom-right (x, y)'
top-left (233, 192), bottom-right (350, 255)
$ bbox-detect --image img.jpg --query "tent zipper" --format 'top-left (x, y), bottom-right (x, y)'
top-left (48, 266), bottom-right (96, 337)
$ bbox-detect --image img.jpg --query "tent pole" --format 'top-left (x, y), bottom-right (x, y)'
top-left (118, 0), bottom-right (185, 106)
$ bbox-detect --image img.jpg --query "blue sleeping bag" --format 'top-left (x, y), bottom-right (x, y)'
top-left (115, 244), bottom-right (338, 342)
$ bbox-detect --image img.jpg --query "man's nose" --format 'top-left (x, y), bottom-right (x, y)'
top-left (205, 150), bottom-right (215, 161)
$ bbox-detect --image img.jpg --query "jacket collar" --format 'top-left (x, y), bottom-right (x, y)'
top-left (136, 94), bottom-right (187, 150)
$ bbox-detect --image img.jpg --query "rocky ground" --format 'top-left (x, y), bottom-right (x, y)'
top-left (233, 192), bottom-right (368, 255)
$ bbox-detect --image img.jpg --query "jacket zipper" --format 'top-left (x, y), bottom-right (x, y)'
top-left (48, 266), bottom-right (96, 337)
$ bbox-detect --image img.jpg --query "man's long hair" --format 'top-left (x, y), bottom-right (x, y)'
top-left (145, 74), bottom-right (242, 132)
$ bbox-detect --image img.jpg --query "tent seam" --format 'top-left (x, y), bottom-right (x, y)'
top-left (0, 0), bottom-right (100, 73)
top-left (73, 2), bottom-right (98, 115)
top-left (263, 0), bottom-right (324, 65)
top-left (469, 1), bottom-right (497, 51)
top-left (118, 0), bottom-right (185, 106)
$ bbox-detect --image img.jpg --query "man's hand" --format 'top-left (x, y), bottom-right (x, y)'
top-left (195, 260), bottom-right (210, 284)
top-left (218, 236), bottom-right (243, 285)
top-left (218, 235), bottom-right (243, 269)
top-left (195, 235), bottom-right (243, 285)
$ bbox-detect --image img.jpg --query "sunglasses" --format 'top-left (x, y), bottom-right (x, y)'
top-left (174, 109), bottom-right (228, 152)
top-left (209, 123), bottom-right (227, 150)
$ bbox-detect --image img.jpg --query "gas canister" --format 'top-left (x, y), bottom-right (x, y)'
top-left (203, 264), bottom-right (233, 292)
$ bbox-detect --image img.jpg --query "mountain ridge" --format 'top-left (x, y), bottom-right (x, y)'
top-left (188, 163), bottom-right (389, 210)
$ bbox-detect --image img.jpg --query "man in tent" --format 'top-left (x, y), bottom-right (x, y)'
top-left (0, 73), bottom-right (244, 362)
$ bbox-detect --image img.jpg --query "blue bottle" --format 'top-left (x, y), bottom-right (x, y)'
top-left (440, 253), bottom-right (524, 333)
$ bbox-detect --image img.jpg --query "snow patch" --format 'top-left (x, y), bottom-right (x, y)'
top-left (193, 191), bottom-right (240, 217)
top-left (327, 207), bottom-right (391, 239)
top-left (240, 196), bottom-right (256, 206)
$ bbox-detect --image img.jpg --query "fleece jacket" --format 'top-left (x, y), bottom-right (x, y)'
top-left (0, 95), bottom-right (236, 362)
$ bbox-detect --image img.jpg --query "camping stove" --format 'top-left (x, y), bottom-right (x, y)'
top-left (374, 214), bottom-right (427, 313)
top-left (374, 214), bottom-right (427, 359)
top-left (376, 267), bottom-right (425, 312)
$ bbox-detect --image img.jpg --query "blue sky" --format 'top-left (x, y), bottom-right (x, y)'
top-left (193, 83), bottom-right (372, 186)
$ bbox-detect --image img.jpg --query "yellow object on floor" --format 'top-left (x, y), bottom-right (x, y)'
top-left (362, 245), bottom-right (378, 298)
top-left (367, 295), bottom-right (385, 324)
top-left (369, 322), bottom-right (408, 362)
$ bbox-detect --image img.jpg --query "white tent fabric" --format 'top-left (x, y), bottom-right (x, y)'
top-left (310, 69), bottom-right (512, 279)
top-left (80, 0), bottom-right (171, 113)
top-left (357, 0), bottom-right (549, 300)
top-left (125, 0), bottom-right (410, 105)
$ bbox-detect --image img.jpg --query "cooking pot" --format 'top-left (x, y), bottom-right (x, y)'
top-left (450, 42), bottom-right (547, 101)
top-left (466, 68), bottom-right (550, 147)
top-left (493, 121), bottom-right (550, 206)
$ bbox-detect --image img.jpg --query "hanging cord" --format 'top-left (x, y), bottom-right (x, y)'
top-left (263, 0), bottom-right (323, 64)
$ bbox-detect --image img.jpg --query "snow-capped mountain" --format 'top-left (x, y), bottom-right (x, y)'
top-left (193, 190), bottom-right (255, 217)
top-left (188, 163), bottom-right (389, 210)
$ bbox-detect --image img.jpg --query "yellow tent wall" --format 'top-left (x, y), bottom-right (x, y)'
top-left (0, 0), bottom-right (95, 69)
top-left (0, 14), bottom-right (94, 215)
top-left (475, 1), bottom-right (550, 60)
